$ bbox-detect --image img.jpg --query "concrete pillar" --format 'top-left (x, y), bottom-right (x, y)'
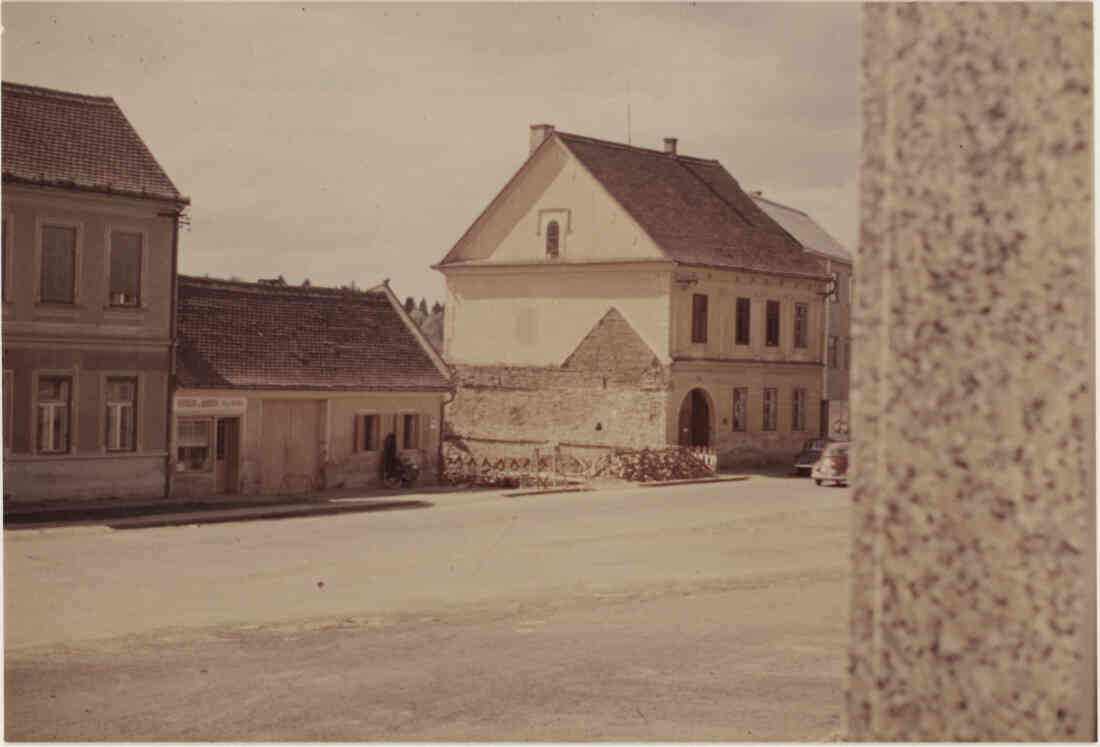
top-left (850, 4), bottom-right (1094, 741)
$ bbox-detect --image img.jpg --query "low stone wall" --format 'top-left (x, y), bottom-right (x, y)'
top-left (447, 363), bottom-right (669, 450)
top-left (4, 454), bottom-right (167, 502)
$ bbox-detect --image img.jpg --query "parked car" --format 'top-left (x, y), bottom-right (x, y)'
top-left (812, 441), bottom-right (849, 486)
top-left (794, 438), bottom-right (833, 475)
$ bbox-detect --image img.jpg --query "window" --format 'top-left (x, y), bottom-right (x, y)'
top-left (792, 388), bottom-right (806, 431)
top-left (177, 418), bottom-right (212, 471)
top-left (691, 294), bottom-right (708, 343)
top-left (358, 414), bottom-right (379, 452)
top-left (829, 271), bottom-right (839, 304)
top-left (735, 297), bottom-right (751, 345)
top-left (105, 378), bottom-right (136, 451)
top-left (41, 225), bottom-right (76, 304)
top-left (794, 303), bottom-right (809, 349)
top-left (732, 387), bottom-right (748, 432)
top-left (765, 300), bottom-right (780, 347)
top-left (109, 231), bottom-right (142, 307)
top-left (828, 336), bottom-right (839, 368)
top-left (37, 377), bottom-right (71, 453)
top-left (402, 413), bottom-right (420, 450)
top-left (546, 220), bottom-right (560, 258)
top-left (762, 388), bottom-right (777, 431)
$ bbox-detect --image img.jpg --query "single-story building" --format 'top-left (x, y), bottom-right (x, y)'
top-left (170, 275), bottom-right (453, 498)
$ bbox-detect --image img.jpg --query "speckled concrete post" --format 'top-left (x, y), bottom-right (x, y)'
top-left (850, 4), bottom-right (1095, 741)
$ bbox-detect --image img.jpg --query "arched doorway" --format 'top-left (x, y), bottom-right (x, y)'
top-left (677, 388), bottom-right (712, 447)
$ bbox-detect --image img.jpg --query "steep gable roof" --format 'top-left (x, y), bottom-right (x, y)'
top-left (556, 133), bottom-right (824, 277)
top-left (2, 81), bottom-right (187, 204)
top-left (176, 276), bottom-right (452, 391)
top-left (750, 194), bottom-right (853, 264)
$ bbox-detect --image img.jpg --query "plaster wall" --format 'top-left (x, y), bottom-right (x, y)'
top-left (443, 265), bottom-right (671, 366)
top-left (850, 4), bottom-right (1094, 740)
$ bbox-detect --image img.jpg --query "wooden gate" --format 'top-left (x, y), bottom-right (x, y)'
top-left (260, 400), bottom-right (322, 494)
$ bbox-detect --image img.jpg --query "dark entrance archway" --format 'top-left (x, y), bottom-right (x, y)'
top-left (677, 388), bottom-right (712, 447)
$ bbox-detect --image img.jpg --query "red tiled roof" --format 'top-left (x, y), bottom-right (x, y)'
top-left (176, 276), bottom-right (452, 391)
top-left (2, 81), bottom-right (187, 203)
top-left (556, 133), bottom-right (825, 277)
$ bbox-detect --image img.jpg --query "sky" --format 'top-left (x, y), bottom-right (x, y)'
top-left (2, 2), bottom-right (861, 306)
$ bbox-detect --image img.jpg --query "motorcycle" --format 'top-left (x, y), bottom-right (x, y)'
top-left (380, 432), bottom-right (420, 489)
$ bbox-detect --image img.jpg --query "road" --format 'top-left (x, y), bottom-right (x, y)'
top-left (5, 476), bottom-right (851, 741)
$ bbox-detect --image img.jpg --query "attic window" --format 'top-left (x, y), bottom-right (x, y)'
top-left (546, 220), bottom-right (560, 258)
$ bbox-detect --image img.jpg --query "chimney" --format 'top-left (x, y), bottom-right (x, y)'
top-left (530, 124), bottom-right (555, 154)
top-left (663, 137), bottom-right (678, 155)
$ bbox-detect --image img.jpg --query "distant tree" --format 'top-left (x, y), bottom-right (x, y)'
top-left (229, 275), bottom-right (242, 282)
top-left (302, 278), bottom-right (311, 287)
top-left (431, 301), bottom-right (444, 315)
top-left (404, 297), bottom-right (415, 312)
top-left (418, 298), bottom-right (428, 314)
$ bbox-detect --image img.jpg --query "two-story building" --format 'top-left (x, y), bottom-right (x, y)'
top-left (750, 193), bottom-right (853, 438)
top-left (2, 82), bottom-right (190, 502)
top-left (435, 125), bottom-right (831, 467)
top-left (171, 276), bottom-right (452, 497)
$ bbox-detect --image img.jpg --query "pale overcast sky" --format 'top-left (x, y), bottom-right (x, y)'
top-left (2, 2), bottom-right (861, 306)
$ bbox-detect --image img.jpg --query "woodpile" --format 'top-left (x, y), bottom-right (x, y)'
top-left (594, 447), bottom-right (714, 482)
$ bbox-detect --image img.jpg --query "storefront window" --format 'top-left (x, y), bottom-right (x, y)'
top-left (177, 418), bottom-right (212, 471)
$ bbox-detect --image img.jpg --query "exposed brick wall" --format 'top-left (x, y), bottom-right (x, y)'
top-left (562, 308), bottom-right (663, 382)
top-left (448, 363), bottom-right (669, 449)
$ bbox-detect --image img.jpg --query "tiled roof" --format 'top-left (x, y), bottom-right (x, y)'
top-left (750, 194), bottom-right (853, 264)
top-left (557, 133), bottom-right (826, 278)
top-left (176, 276), bottom-right (452, 391)
top-left (2, 81), bottom-right (187, 203)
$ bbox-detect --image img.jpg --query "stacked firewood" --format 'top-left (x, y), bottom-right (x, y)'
top-left (595, 447), bottom-right (714, 482)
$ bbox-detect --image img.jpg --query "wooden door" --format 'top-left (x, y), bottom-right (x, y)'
top-left (261, 400), bottom-right (321, 494)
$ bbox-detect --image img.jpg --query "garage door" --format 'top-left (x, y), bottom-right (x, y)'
top-left (260, 400), bottom-right (322, 494)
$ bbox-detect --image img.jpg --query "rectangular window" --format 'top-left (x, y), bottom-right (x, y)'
top-left (691, 294), bottom-right (708, 344)
top-left (765, 300), bottom-right (780, 347)
top-left (109, 231), bottom-right (142, 307)
top-left (177, 418), bottom-right (212, 472)
top-left (732, 387), bottom-right (748, 432)
top-left (41, 225), bottom-right (76, 304)
top-left (792, 388), bottom-right (806, 431)
top-left (105, 377), bottom-right (137, 451)
top-left (828, 336), bottom-right (839, 368)
top-left (402, 413), bottom-right (420, 450)
top-left (358, 414), bottom-right (378, 452)
top-left (794, 303), bottom-right (809, 349)
top-left (37, 377), bottom-right (71, 453)
top-left (735, 297), bottom-right (751, 345)
top-left (762, 388), bottom-right (777, 431)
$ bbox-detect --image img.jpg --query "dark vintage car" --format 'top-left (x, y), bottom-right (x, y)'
top-left (812, 441), bottom-right (849, 486)
top-left (793, 438), bottom-right (833, 474)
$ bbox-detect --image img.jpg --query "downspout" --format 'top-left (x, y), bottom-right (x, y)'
top-left (822, 258), bottom-right (831, 437)
top-left (438, 387), bottom-right (456, 484)
top-left (162, 205), bottom-right (181, 498)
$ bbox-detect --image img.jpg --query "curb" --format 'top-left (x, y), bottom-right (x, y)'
top-left (636, 475), bottom-right (750, 487)
top-left (501, 487), bottom-right (594, 498)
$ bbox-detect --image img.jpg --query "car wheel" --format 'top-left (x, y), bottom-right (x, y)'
top-left (814, 479), bottom-right (823, 486)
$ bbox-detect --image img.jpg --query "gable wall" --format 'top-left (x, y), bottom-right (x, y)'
top-left (443, 264), bottom-right (672, 366)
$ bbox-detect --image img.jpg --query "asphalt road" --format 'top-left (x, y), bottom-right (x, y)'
top-left (5, 475), bottom-right (851, 741)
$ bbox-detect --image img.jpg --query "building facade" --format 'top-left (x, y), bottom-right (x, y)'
top-left (171, 276), bottom-right (453, 497)
top-left (1, 82), bottom-right (189, 502)
top-left (436, 125), bottom-right (832, 467)
top-left (750, 193), bottom-right (853, 439)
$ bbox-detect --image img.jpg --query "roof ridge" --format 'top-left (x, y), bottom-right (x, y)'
top-left (179, 274), bottom-right (385, 297)
top-left (750, 193), bottom-right (810, 216)
top-left (2, 80), bottom-right (114, 105)
top-left (555, 131), bottom-right (720, 165)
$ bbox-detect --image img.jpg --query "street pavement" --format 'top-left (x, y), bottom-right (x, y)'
top-left (5, 475), bottom-right (851, 741)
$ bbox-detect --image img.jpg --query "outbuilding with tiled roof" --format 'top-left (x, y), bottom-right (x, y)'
top-left (171, 276), bottom-right (453, 498)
